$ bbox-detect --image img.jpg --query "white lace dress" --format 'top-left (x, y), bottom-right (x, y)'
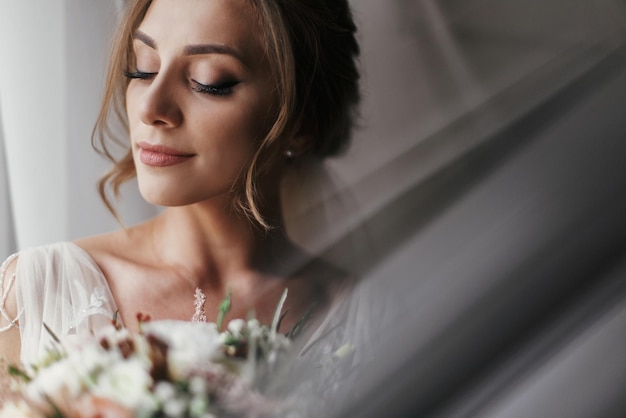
top-left (0, 242), bottom-right (119, 366)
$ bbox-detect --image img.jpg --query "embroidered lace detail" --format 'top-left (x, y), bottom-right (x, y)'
top-left (0, 254), bottom-right (21, 332)
top-left (70, 280), bottom-right (113, 333)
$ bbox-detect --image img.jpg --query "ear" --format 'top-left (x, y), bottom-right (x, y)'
top-left (285, 125), bottom-right (314, 158)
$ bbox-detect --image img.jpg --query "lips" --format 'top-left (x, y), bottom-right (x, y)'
top-left (137, 142), bottom-right (194, 167)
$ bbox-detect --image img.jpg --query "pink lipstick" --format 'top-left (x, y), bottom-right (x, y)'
top-left (137, 142), bottom-right (194, 167)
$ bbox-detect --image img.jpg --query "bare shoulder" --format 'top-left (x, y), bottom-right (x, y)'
top-left (75, 228), bottom-right (134, 261)
top-left (72, 222), bottom-right (164, 328)
top-left (0, 256), bottom-right (22, 365)
top-left (73, 222), bottom-right (152, 271)
top-left (73, 228), bottom-right (143, 292)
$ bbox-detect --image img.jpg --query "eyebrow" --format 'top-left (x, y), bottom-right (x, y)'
top-left (133, 30), bottom-right (246, 64)
top-left (133, 30), bottom-right (157, 49)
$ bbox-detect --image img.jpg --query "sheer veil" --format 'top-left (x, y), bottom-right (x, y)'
top-left (272, 1), bottom-right (626, 416)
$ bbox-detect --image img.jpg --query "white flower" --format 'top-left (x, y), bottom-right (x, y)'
top-left (143, 320), bottom-right (224, 379)
top-left (24, 358), bottom-right (81, 412)
top-left (247, 319), bottom-right (261, 333)
top-left (88, 357), bottom-right (155, 411)
top-left (227, 318), bottom-right (246, 337)
top-left (68, 344), bottom-right (113, 379)
top-left (163, 397), bottom-right (187, 417)
top-left (189, 395), bottom-right (210, 417)
top-left (0, 400), bottom-right (39, 418)
top-left (188, 376), bottom-right (208, 395)
top-left (153, 381), bottom-right (177, 402)
top-left (1, 305), bottom-right (293, 418)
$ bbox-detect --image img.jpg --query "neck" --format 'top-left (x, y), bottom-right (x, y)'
top-left (144, 195), bottom-right (305, 291)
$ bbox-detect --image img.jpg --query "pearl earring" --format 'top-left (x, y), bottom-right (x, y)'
top-left (284, 148), bottom-right (295, 159)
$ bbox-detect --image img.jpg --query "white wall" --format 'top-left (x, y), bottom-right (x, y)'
top-left (0, 1), bottom-right (156, 252)
top-left (0, 101), bottom-right (16, 257)
top-left (0, 1), bottom-right (67, 250)
top-left (64, 0), bottom-right (157, 240)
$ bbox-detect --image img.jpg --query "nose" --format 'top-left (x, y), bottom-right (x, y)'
top-left (136, 73), bottom-right (183, 128)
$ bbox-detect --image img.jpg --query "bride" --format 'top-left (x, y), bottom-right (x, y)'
top-left (0, 0), bottom-right (359, 389)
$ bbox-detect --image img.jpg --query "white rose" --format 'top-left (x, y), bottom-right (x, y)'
top-left (88, 357), bottom-right (154, 411)
top-left (25, 359), bottom-right (81, 412)
top-left (143, 320), bottom-right (224, 379)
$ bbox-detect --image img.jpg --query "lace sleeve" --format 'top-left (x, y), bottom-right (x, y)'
top-left (0, 254), bottom-right (20, 333)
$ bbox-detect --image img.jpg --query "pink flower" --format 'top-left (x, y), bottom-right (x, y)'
top-left (70, 396), bottom-right (133, 418)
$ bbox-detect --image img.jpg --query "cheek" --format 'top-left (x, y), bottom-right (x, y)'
top-left (194, 96), bottom-right (274, 152)
top-left (125, 87), bottom-right (141, 133)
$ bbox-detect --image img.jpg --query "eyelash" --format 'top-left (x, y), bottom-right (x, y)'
top-left (191, 80), bottom-right (239, 96)
top-left (123, 70), bottom-right (156, 80)
top-left (123, 70), bottom-right (238, 97)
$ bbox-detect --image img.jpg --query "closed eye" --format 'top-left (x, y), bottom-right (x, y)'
top-left (123, 70), bottom-right (157, 80)
top-left (192, 80), bottom-right (239, 97)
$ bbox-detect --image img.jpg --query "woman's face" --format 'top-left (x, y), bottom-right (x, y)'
top-left (126, 0), bottom-right (277, 207)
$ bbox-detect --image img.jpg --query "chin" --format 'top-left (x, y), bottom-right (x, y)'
top-left (137, 180), bottom-right (232, 208)
top-left (138, 181), bottom-right (192, 207)
top-left (140, 191), bottom-right (186, 207)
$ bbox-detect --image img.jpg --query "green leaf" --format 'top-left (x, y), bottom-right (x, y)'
top-left (222, 334), bottom-right (240, 346)
top-left (275, 310), bottom-right (288, 334)
top-left (7, 364), bottom-right (31, 382)
top-left (271, 288), bottom-right (288, 337)
top-left (287, 303), bottom-right (315, 339)
top-left (43, 322), bottom-right (61, 344)
top-left (217, 290), bottom-right (232, 331)
top-left (43, 394), bottom-right (65, 418)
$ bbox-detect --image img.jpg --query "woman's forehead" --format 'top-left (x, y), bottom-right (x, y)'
top-left (136, 0), bottom-right (263, 63)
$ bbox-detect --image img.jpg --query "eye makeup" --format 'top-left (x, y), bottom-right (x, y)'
top-left (123, 70), bottom-right (157, 80)
top-left (124, 68), bottom-right (240, 98)
top-left (191, 79), bottom-right (240, 96)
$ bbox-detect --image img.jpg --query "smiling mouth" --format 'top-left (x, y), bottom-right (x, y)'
top-left (137, 142), bottom-right (195, 167)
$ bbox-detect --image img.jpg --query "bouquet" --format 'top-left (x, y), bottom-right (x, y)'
top-left (1, 290), bottom-right (300, 418)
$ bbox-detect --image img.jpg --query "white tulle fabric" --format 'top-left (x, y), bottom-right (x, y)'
top-left (12, 242), bottom-right (119, 365)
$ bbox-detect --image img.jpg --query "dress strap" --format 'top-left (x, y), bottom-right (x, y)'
top-left (0, 253), bottom-right (20, 332)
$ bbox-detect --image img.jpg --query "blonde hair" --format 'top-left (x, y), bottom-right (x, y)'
top-left (93, 0), bottom-right (360, 229)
